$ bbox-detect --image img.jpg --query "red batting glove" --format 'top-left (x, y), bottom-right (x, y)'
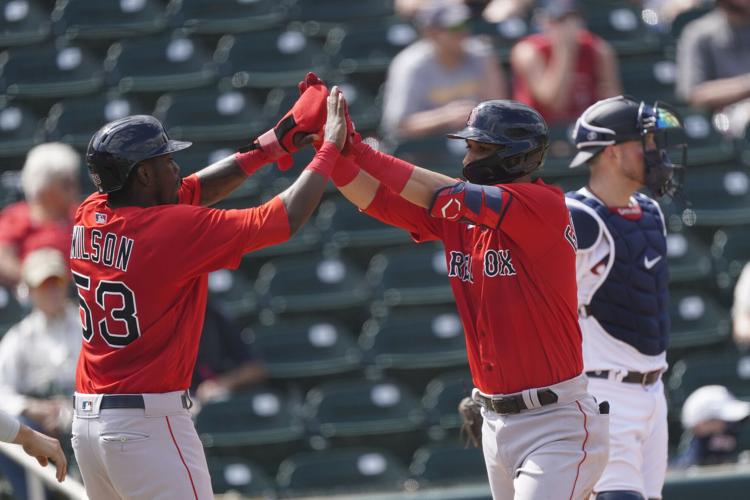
top-left (250, 72), bottom-right (329, 170)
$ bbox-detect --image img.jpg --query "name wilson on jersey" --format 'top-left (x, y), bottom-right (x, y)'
top-left (70, 225), bottom-right (134, 272)
top-left (448, 249), bottom-right (517, 283)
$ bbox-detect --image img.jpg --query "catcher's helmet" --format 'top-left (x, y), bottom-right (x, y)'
top-left (447, 100), bottom-right (549, 185)
top-left (86, 115), bottom-right (191, 194)
top-left (570, 95), bottom-right (687, 198)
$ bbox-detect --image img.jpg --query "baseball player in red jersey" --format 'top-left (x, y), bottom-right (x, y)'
top-left (69, 81), bottom-right (349, 499)
top-left (327, 99), bottom-right (609, 499)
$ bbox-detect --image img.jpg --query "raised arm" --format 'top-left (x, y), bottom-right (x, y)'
top-left (277, 87), bottom-right (348, 235)
top-left (196, 73), bottom-right (331, 206)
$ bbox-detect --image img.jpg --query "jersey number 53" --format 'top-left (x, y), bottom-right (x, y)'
top-left (72, 272), bottom-right (141, 348)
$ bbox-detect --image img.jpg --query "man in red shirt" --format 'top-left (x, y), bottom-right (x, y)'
top-left (0, 142), bottom-right (80, 286)
top-left (70, 83), bottom-right (348, 499)
top-left (510, 0), bottom-right (620, 125)
top-left (329, 99), bottom-right (609, 499)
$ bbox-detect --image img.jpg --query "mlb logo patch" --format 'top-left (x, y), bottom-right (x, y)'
top-left (95, 213), bottom-right (107, 224)
top-left (82, 401), bottom-right (93, 412)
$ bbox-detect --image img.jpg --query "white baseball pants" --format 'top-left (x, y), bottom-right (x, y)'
top-left (478, 375), bottom-right (610, 500)
top-left (72, 391), bottom-right (213, 500)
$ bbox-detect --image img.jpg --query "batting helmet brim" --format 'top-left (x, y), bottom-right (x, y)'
top-left (446, 126), bottom-right (501, 145)
top-left (147, 139), bottom-right (192, 160)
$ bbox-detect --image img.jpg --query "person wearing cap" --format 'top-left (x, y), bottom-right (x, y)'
top-left (381, 0), bottom-right (507, 142)
top-left (676, 385), bottom-right (750, 467)
top-left (0, 247), bottom-right (81, 498)
top-left (564, 95), bottom-right (688, 500)
top-left (510, 0), bottom-right (620, 125)
top-left (0, 142), bottom-right (81, 287)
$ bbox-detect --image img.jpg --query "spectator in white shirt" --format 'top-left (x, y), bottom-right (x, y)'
top-left (0, 247), bottom-right (80, 498)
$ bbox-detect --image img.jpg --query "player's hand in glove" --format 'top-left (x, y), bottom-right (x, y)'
top-left (459, 396), bottom-right (483, 448)
top-left (244, 72), bottom-right (330, 170)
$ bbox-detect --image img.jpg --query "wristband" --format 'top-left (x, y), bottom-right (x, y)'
top-left (331, 155), bottom-right (360, 187)
top-left (234, 148), bottom-right (271, 176)
top-left (351, 142), bottom-right (414, 193)
top-left (304, 142), bottom-right (340, 179)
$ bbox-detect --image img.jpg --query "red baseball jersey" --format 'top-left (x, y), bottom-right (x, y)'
top-left (71, 175), bottom-right (289, 394)
top-left (364, 178), bottom-right (582, 395)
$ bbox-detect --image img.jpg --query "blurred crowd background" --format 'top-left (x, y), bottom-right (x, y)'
top-left (0, 0), bottom-right (750, 498)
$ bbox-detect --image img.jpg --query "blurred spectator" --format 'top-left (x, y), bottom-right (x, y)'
top-left (510, 0), bottom-right (621, 125)
top-left (0, 143), bottom-right (80, 287)
top-left (191, 298), bottom-right (267, 404)
top-left (381, 1), bottom-right (507, 142)
top-left (732, 262), bottom-right (750, 349)
top-left (676, 0), bottom-right (750, 138)
top-left (675, 385), bottom-right (750, 467)
top-left (395, 0), bottom-right (534, 23)
top-left (0, 248), bottom-right (80, 498)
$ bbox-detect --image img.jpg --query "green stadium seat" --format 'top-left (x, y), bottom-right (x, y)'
top-left (0, 0), bottom-right (51, 47)
top-left (620, 53), bottom-right (678, 103)
top-left (276, 448), bottom-right (408, 497)
top-left (582, 1), bottom-right (661, 56)
top-left (168, 0), bottom-right (291, 35)
top-left (0, 285), bottom-right (25, 335)
top-left (196, 388), bottom-right (306, 471)
top-left (668, 288), bottom-right (730, 349)
top-left (472, 15), bottom-right (531, 59)
top-left (390, 135), bottom-right (465, 177)
top-left (170, 141), bottom-right (235, 175)
top-left (254, 254), bottom-right (370, 315)
top-left (207, 269), bottom-right (258, 323)
top-left (246, 223), bottom-right (323, 265)
top-left (541, 123), bottom-right (576, 177)
top-left (315, 196), bottom-right (411, 251)
top-left (679, 167), bottom-right (750, 227)
top-left (104, 33), bottom-right (216, 93)
top-left (368, 243), bottom-right (453, 307)
top-left (666, 229), bottom-right (713, 286)
top-left (328, 19), bottom-right (417, 76)
top-left (206, 456), bottom-right (276, 497)
top-left (51, 0), bottom-right (167, 41)
top-left (214, 28), bottom-right (329, 89)
top-left (711, 226), bottom-right (750, 293)
top-left (247, 319), bottom-right (362, 383)
top-left (44, 93), bottom-right (145, 148)
top-left (667, 349), bottom-right (750, 414)
top-left (678, 107), bottom-right (737, 166)
top-left (303, 379), bottom-right (427, 458)
top-left (663, 466), bottom-right (750, 500)
top-left (0, 42), bottom-right (103, 98)
top-left (409, 441), bottom-right (486, 488)
top-left (0, 102), bottom-right (43, 157)
top-left (289, 0), bottom-right (395, 30)
top-left (359, 307), bottom-right (467, 390)
top-left (421, 371), bottom-right (473, 432)
top-left (154, 88), bottom-right (267, 142)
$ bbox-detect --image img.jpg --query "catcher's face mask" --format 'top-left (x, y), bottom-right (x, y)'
top-left (637, 102), bottom-right (687, 199)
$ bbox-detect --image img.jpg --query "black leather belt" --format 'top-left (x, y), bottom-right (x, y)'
top-left (76, 393), bottom-right (192, 410)
top-left (586, 369), bottom-right (662, 385)
top-left (475, 388), bottom-right (558, 415)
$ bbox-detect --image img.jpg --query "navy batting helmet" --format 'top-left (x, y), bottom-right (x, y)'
top-left (447, 100), bottom-right (549, 185)
top-left (86, 115), bottom-right (191, 194)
